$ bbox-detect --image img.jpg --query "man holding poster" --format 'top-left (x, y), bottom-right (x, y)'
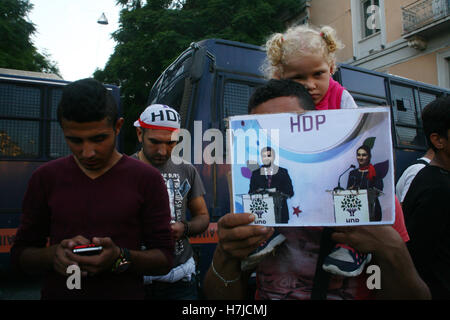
top-left (203, 79), bottom-right (430, 300)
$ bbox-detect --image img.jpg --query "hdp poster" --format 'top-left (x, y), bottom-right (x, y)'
top-left (228, 107), bottom-right (395, 227)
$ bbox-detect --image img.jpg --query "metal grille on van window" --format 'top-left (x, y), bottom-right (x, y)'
top-left (49, 89), bottom-right (71, 158)
top-left (0, 119), bottom-right (39, 157)
top-left (391, 84), bottom-right (421, 147)
top-left (50, 88), bottom-right (63, 119)
top-left (418, 91), bottom-right (437, 112)
top-left (394, 97), bottom-right (416, 126)
top-left (0, 83), bottom-right (41, 158)
top-left (395, 126), bottom-right (418, 146)
top-left (49, 122), bottom-right (71, 158)
top-left (0, 83), bottom-right (41, 118)
top-left (391, 84), bottom-right (416, 126)
top-left (224, 82), bottom-right (253, 117)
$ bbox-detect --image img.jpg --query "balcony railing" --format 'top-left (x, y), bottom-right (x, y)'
top-left (402, 0), bottom-right (449, 34)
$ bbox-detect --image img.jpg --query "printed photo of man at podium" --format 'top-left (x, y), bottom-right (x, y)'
top-left (248, 147), bottom-right (294, 223)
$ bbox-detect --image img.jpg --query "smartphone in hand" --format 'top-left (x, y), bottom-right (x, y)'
top-left (72, 244), bottom-right (103, 256)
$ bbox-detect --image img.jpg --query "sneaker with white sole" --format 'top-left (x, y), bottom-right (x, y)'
top-left (241, 231), bottom-right (286, 271)
top-left (322, 244), bottom-right (372, 277)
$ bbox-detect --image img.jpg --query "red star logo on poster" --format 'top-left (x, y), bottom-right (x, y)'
top-left (293, 206), bottom-right (302, 217)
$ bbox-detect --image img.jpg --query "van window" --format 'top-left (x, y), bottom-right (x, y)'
top-left (49, 88), bottom-right (71, 158)
top-left (417, 90), bottom-right (438, 120)
top-left (339, 68), bottom-right (386, 99)
top-left (154, 79), bottom-right (185, 112)
top-left (0, 119), bottom-right (40, 158)
top-left (148, 49), bottom-right (194, 111)
top-left (0, 82), bottom-right (72, 160)
top-left (0, 83), bottom-right (41, 158)
top-left (391, 83), bottom-right (436, 149)
top-left (223, 81), bottom-right (258, 118)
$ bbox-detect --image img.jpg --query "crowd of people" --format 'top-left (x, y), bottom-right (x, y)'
top-left (10, 24), bottom-right (449, 300)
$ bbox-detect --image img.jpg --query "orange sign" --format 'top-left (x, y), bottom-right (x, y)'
top-left (0, 228), bottom-right (17, 253)
top-left (0, 224), bottom-right (219, 252)
top-left (189, 223), bottom-right (218, 244)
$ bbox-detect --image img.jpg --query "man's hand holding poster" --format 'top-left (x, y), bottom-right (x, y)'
top-left (228, 107), bottom-right (395, 227)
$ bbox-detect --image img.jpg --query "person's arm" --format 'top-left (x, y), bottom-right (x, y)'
top-left (203, 213), bottom-right (273, 299)
top-left (249, 171), bottom-right (258, 194)
top-left (373, 175), bottom-right (383, 192)
top-left (204, 242), bottom-right (253, 300)
top-left (279, 168), bottom-right (294, 198)
top-left (171, 196), bottom-right (209, 240)
top-left (18, 245), bottom-right (59, 275)
top-left (11, 169), bottom-right (57, 275)
top-left (331, 225), bottom-right (431, 299)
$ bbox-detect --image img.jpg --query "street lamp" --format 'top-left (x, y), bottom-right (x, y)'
top-left (95, 12), bottom-right (109, 72)
top-left (97, 12), bottom-right (109, 25)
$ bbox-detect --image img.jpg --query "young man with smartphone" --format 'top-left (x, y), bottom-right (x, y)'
top-left (10, 79), bottom-right (174, 299)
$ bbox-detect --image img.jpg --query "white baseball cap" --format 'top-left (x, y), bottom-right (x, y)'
top-left (134, 104), bottom-right (181, 131)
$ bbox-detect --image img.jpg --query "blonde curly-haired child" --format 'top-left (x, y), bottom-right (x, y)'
top-left (263, 24), bottom-right (358, 110)
top-left (262, 24), bottom-right (372, 278)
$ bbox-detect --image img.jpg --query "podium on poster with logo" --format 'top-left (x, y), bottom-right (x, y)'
top-left (332, 188), bottom-right (382, 224)
top-left (242, 189), bottom-right (287, 224)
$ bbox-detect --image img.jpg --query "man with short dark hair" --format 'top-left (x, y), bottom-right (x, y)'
top-left (248, 79), bottom-right (315, 114)
top-left (403, 95), bottom-right (450, 299)
top-left (11, 78), bottom-right (174, 300)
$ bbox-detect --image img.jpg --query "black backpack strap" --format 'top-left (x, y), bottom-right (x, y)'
top-left (398, 158), bottom-right (430, 179)
top-left (415, 159), bottom-right (429, 166)
top-left (311, 227), bottom-right (335, 300)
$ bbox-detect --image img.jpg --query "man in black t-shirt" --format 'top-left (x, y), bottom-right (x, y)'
top-left (403, 96), bottom-right (450, 299)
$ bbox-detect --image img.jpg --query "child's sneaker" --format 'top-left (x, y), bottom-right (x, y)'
top-left (322, 244), bottom-right (372, 277)
top-left (241, 231), bottom-right (286, 271)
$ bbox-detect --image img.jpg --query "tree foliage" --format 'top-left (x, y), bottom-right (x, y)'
top-left (95, 0), bottom-right (302, 153)
top-left (0, 0), bottom-right (59, 74)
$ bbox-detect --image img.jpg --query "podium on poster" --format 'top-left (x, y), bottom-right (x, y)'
top-left (332, 188), bottom-right (381, 224)
top-left (242, 189), bottom-right (287, 224)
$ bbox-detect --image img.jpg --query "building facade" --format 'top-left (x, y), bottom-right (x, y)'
top-left (288, 0), bottom-right (450, 89)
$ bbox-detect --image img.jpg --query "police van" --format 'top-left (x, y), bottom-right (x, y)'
top-left (147, 38), bottom-right (450, 285)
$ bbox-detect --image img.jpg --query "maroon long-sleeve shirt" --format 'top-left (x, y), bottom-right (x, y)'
top-left (11, 154), bottom-right (174, 299)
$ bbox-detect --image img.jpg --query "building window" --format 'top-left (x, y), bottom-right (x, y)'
top-left (361, 0), bottom-right (380, 38)
top-left (351, 0), bottom-right (385, 59)
top-left (437, 49), bottom-right (450, 89)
